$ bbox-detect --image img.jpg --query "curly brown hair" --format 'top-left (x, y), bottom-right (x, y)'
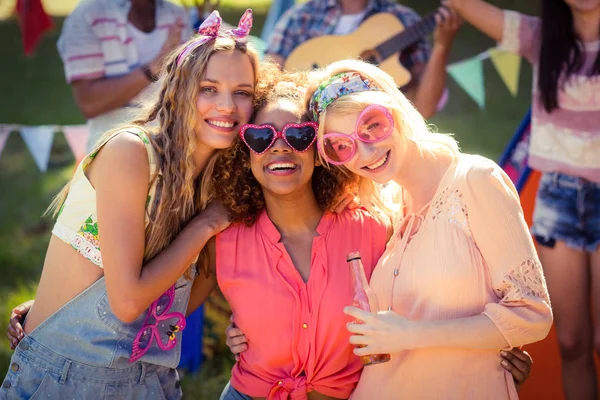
top-left (212, 64), bottom-right (359, 226)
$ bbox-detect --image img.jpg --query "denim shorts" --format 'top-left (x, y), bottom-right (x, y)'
top-left (219, 381), bottom-right (253, 400)
top-left (532, 172), bottom-right (600, 252)
top-left (0, 336), bottom-right (182, 400)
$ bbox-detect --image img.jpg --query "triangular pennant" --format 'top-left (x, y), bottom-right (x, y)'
top-left (489, 48), bottom-right (521, 96)
top-left (15, 0), bottom-right (53, 56)
top-left (62, 125), bottom-right (89, 163)
top-left (447, 57), bottom-right (485, 109)
top-left (20, 125), bottom-right (55, 172)
top-left (0, 125), bottom-right (12, 159)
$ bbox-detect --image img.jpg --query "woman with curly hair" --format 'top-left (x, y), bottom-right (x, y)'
top-left (190, 64), bottom-right (532, 400)
top-left (1, 10), bottom-right (258, 400)
top-left (175, 64), bottom-right (388, 400)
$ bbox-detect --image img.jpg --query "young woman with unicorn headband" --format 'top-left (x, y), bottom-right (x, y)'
top-left (302, 60), bottom-right (553, 399)
top-left (0, 10), bottom-right (258, 400)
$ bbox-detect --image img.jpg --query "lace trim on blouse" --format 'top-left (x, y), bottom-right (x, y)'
top-left (52, 222), bottom-right (103, 267)
top-left (495, 258), bottom-right (551, 304)
top-left (430, 187), bottom-right (471, 239)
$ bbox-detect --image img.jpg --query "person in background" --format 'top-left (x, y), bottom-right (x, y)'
top-left (265, 0), bottom-right (462, 118)
top-left (57, 0), bottom-right (192, 151)
top-left (444, 1), bottom-right (600, 398)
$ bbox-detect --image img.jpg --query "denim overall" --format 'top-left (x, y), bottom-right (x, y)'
top-left (1, 268), bottom-right (195, 400)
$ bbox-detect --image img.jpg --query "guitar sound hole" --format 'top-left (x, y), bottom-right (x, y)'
top-left (359, 49), bottom-right (381, 66)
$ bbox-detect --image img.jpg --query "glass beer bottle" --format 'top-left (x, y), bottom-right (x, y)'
top-left (347, 251), bottom-right (391, 366)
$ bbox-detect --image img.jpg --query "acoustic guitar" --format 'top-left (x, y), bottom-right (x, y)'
top-left (283, 11), bottom-right (438, 87)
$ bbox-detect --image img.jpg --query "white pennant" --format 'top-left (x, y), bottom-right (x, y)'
top-left (0, 125), bottom-right (14, 160)
top-left (62, 125), bottom-right (90, 162)
top-left (20, 125), bottom-right (56, 172)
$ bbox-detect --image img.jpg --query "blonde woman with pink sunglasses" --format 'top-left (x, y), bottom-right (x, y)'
top-left (303, 59), bottom-right (552, 399)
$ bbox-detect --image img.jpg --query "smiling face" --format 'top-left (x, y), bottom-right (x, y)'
top-left (194, 49), bottom-right (255, 150)
top-left (323, 107), bottom-right (405, 185)
top-left (249, 99), bottom-right (318, 198)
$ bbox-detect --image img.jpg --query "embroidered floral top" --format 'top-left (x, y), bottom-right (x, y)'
top-left (52, 128), bottom-right (160, 267)
top-left (351, 154), bottom-right (552, 400)
top-left (499, 10), bottom-right (600, 183)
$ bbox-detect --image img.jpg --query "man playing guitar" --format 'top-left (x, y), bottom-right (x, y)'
top-left (266, 0), bottom-right (461, 118)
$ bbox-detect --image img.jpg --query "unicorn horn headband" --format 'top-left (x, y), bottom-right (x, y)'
top-left (176, 8), bottom-right (253, 66)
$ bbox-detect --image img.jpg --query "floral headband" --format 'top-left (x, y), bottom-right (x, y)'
top-left (176, 8), bottom-right (253, 66)
top-left (308, 72), bottom-right (381, 121)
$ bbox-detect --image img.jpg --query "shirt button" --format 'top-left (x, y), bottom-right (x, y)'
top-left (302, 323), bottom-right (308, 329)
top-left (10, 363), bottom-right (19, 372)
top-left (2, 381), bottom-right (11, 389)
top-left (19, 342), bottom-right (29, 351)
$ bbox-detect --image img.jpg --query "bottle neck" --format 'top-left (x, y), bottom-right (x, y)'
top-left (348, 258), bottom-right (369, 292)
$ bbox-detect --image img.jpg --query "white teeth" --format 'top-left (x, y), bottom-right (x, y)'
top-left (208, 120), bottom-right (234, 128)
top-left (267, 162), bottom-right (297, 171)
top-left (365, 152), bottom-right (389, 170)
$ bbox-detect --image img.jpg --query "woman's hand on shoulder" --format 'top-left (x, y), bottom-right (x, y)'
top-left (333, 192), bottom-right (360, 214)
top-left (193, 201), bottom-right (231, 236)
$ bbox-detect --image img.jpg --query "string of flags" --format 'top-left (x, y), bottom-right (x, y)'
top-left (447, 48), bottom-right (522, 109)
top-left (0, 124), bottom-right (89, 172)
top-left (0, 48), bottom-right (522, 173)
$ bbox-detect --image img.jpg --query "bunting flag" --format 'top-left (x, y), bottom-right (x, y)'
top-left (15, 0), bottom-right (54, 56)
top-left (63, 125), bottom-right (89, 163)
top-left (19, 125), bottom-right (55, 172)
top-left (0, 125), bottom-right (13, 159)
top-left (488, 48), bottom-right (521, 96)
top-left (447, 56), bottom-right (486, 109)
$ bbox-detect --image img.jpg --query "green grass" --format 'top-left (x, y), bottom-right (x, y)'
top-left (0, 1), bottom-right (537, 398)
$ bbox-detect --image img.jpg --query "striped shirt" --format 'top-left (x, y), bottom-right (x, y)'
top-left (57, 0), bottom-right (191, 150)
top-left (499, 10), bottom-right (600, 182)
top-left (267, 0), bottom-right (431, 70)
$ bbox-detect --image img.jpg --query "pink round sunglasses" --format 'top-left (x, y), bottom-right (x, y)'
top-left (318, 105), bottom-right (394, 165)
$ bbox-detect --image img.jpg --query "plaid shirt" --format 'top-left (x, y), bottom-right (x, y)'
top-left (267, 0), bottom-right (431, 70)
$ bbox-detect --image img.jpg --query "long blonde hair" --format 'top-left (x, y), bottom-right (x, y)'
top-left (305, 59), bottom-right (460, 215)
top-left (47, 35), bottom-right (260, 274)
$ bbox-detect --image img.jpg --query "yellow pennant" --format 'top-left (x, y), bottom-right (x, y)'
top-left (489, 48), bottom-right (522, 97)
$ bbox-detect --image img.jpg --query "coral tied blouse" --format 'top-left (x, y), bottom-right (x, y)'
top-left (216, 209), bottom-right (388, 400)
